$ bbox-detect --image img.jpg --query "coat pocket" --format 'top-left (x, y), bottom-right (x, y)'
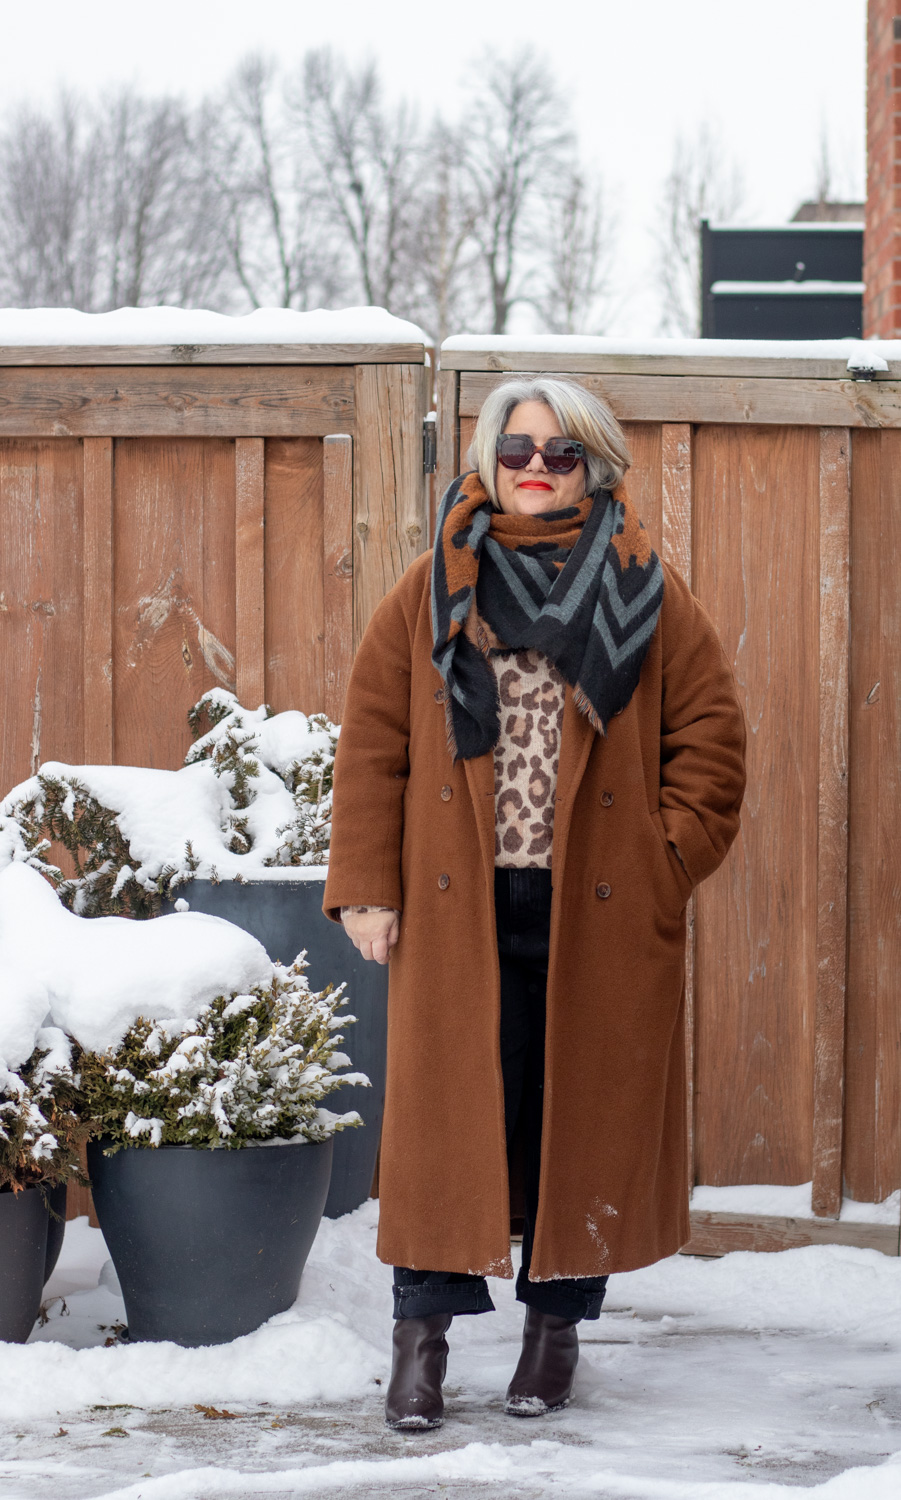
top-left (650, 808), bottom-right (694, 908)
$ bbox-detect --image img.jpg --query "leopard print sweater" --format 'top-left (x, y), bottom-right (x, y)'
top-left (490, 646), bottom-right (565, 869)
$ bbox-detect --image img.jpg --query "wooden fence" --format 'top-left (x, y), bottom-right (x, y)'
top-left (0, 338), bottom-right (431, 785)
top-left (438, 339), bottom-right (901, 1255)
top-left (3, 329), bottom-right (898, 1255)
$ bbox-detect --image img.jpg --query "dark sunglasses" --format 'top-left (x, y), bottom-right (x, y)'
top-left (496, 434), bottom-right (585, 474)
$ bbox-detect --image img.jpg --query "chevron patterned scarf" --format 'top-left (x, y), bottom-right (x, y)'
top-left (431, 471), bottom-right (664, 762)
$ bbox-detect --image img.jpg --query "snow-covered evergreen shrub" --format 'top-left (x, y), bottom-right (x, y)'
top-left (77, 960), bottom-right (366, 1151)
top-left (0, 690), bottom-right (339, 917)
top-left (0, 1030), bottom-right (87, 1192)
top-left (0, 775), bottom-right (193, 918)
top-left (187, 689), bottom-right (338, 868)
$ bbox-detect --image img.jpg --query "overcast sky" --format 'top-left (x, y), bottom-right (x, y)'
top-left (2, 0), bottom-right (867, 335)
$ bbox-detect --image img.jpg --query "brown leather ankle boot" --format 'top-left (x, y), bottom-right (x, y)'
top-left (385, 1313), bottom-right (453, 1430)
top-left (504, 1306), bottom-right (579, 1416)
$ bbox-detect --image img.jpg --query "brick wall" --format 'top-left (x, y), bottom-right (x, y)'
top-left (865, 2), bottom-right (901, 335)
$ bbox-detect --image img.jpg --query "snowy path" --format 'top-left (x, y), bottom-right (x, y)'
top-left (1, 1203), bottom-right (899, 1499)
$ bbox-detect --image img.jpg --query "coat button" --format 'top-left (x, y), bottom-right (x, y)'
top-left (441, 785), bottom-right (453, 801)
top-left (438, 873), bottom-right (450, 890)
top-left (596, 882), bottom-right (612, 899)
top-left (601, 790), bottom-right (614, 807)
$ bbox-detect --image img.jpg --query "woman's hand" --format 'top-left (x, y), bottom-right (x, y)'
top-left (341, 907), bottom-right (401, 964)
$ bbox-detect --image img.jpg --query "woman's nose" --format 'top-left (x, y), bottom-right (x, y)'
top-left (526, 448), bottom-right (548, 471)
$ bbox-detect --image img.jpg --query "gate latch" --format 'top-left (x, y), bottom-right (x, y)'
top-left (423, 412), bottom-right (437, 474)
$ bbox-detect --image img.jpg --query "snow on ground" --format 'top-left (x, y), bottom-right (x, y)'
top-left (1, 1202), bottom-right (899, 1499)
top-left (689, 1182), bottom-right (901, 1225)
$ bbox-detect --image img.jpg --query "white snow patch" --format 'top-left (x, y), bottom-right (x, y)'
top-left (711, 280), bottom-right (865, 295)
top-left (441, 332), bottom-right (901, 362)
top-left (690, 1181), bottom-right (901, 1225)
top-left (0, 862), bottom-right (272, 1064)
top-left (0, 305), bottom-right (427, 347)
top-left (2, 740), bottom-right (331, 888)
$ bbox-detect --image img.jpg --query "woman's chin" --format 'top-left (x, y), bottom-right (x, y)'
top-left (513, 490), bottom-right (559, 515)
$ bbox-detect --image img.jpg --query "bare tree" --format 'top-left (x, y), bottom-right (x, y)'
top-left (402, 118), bottom-right (484, 344)
top-left (462, 49), bottom-right (572, 335)
top-left (212, 56), bottom-right (346, 310)
top-left (0, 94), bottom-right (102, 308)
top-left (534, 166), bottom-right (616, 335)
top-left (296, 49), bottom-right (419, 312)
top-left (0, 89), bottom-right (232, 311)
top-left (655, 123), bottom-right (745, 336)
top-left (98, 93), bottom-right (231, 308)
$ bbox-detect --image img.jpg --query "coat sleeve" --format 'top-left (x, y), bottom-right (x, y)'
top-left (321, 569), bottom-right (417, 923)
top-left (657, 564), bottom-right (747, 888)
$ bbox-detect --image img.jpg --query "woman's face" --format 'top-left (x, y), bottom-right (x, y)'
top-left (494, 400), bottom-right (586, 517)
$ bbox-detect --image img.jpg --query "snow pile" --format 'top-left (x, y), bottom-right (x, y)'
top-left (441, 332), bottom-right (901, 364)
top-left (691, 1180), bottom-right (901, 1225)
top-left (0, 305), bottom-right (428, 347)
top-left (0, 691), bottom-right (337, 894)
top-left (0, 862), bottom-right (272, 1066)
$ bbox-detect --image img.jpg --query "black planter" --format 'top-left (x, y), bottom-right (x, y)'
top-left (0, 1185), bottom-right (51, 1342)
top-left (43, 1182), bottom-right (68, 1284)
top-left (87, 1136), bottom-right (333, 1346)
top-left (168, 877), bottom-right (388, 1218)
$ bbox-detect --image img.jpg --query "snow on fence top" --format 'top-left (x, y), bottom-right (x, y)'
top-left (0, 306), bottom-right (429, 363)
top-left (440, 333), bottom-right (901, 379)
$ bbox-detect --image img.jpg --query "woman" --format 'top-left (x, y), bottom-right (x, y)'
top-left (323, 377), bottom-right (746, 1430)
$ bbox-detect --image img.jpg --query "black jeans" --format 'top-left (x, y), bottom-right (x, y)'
top-left (393, 867), bottom-right (608, 1324)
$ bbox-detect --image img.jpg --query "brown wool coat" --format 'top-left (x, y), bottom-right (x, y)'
top-left (323, 549), bottom-right (746, 1280)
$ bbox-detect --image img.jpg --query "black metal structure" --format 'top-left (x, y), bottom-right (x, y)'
top-left (700, 221), bottom-right (864, 339)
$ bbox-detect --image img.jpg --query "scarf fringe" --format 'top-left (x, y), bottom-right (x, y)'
top-left (572, 682), bottom-right (607, 736)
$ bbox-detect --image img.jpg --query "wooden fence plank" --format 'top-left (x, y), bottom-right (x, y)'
top-left (0, 367), bottom-right (354, 438)
top-left (660, 424), bottom-right (693, 585)
top-left (692, 425), bottom-right (820, 1187)
top-left (660, 424), bottom-right (696, 1184)
top-left (0, 342), bottom-right (426, 367)
top-left (82, 437), bottom-right (114, 763)
top-left (811, 428), bottom-right (851, 1218)
top-left (322, 435), bottom-right (354, 723)
top-left (235, 438), bottom-right (266, 710)
top-left (845, 431), bottom-right (901, 1203)
top-left (441, 347), bottom-right (889, 381)
top-left (352, 364), bottom-right (429, 648)
top-left (436, 369), bottom-right (459, 520)
top-left (683, 1210), bottom-right (899, 1258)
top-left (620, 422), bottom-right (662, 543)
top-left (0, 441), bottom-right (84, 793)
top-left (264, 438), bottom-right (325, 715)
top-left (459, 372), bottom-right (901, 429)
top-left (112, 440), bottom-right (236, 768)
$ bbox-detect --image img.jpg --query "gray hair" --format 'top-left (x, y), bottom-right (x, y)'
top-left (467, 376), bottom-right (632, 506)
